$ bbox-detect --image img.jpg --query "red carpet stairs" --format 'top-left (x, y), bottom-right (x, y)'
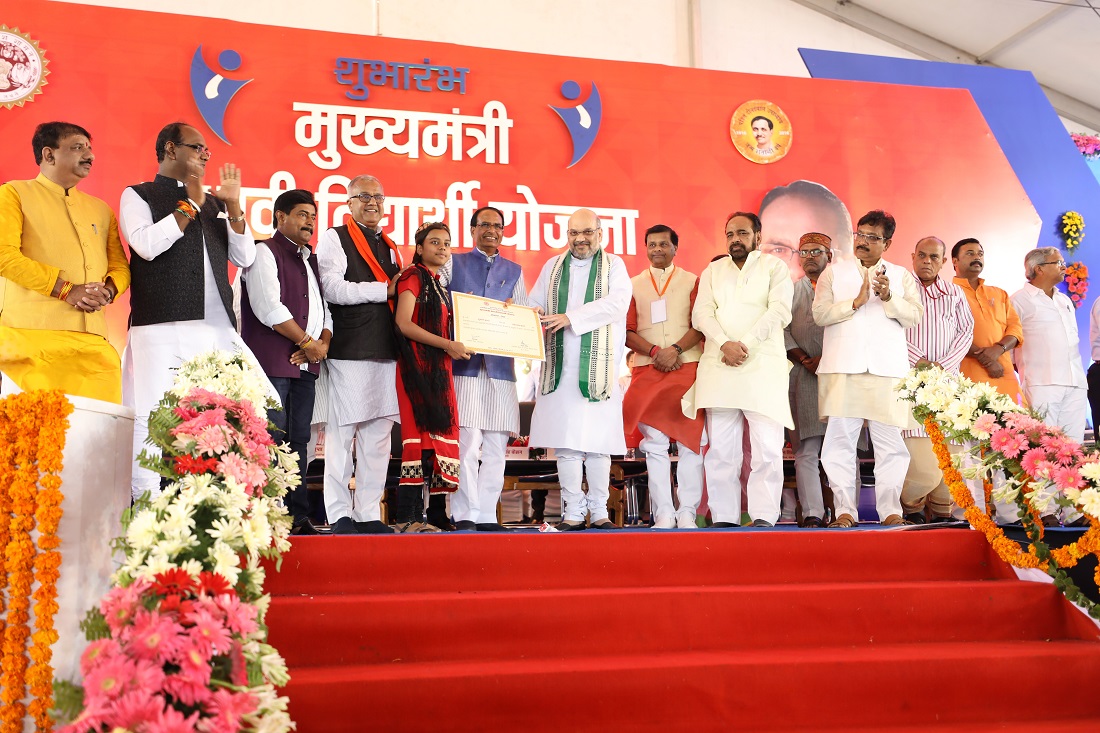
top-left (264, 530), bottom-right (1100, 731)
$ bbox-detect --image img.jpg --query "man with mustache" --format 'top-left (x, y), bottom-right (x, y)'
top-left (314, 175), bottom-right (401, 534)
top-left (951, 238), bottom-right (1026, 524)
top-left (446, 206), bottom-right (528, 532)
top-left (121, 121), bottom-right (258, 503)
top-left (688, 211), bottom-right (794, 528)
top-left (529, 208), bottom-right (632, 530)
top-left (0, 121), bottom-right (130, 402)
top-left (240, 189), bottom-right (331, 535)
top-left (900, 237), bottom-right (974, 524)
top-left (813, 210), bottom-right (923, 528)
top-left (623, 224), bottom-right (706, 529)
top-left (784, 232), bottom-right (834, 527)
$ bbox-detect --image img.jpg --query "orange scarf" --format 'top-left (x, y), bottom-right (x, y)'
top-left (344, 215), bottom-right (404, 294)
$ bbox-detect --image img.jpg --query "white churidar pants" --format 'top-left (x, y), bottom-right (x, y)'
top-left (324, 417), bottom-right (393, 523)
top-left (556, 449), bottom-right (612, 522)
top-left (822, 417), bottom-right (908, 521)
top-left (794, 435), bottom-right (826, 521)
top-left (452, 427), bottom-right (510, 523)
top-left (638, 423), bottom-right (707, 521)
top-left (704, 408), bottom-right (784, 524)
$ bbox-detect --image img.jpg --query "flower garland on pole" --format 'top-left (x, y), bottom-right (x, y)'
top-left (53, 351), bottom-right (298, 733)
top-left (898, 366), bottom-right (1100, 618)
top-left (0, 390), bottom-right (72, 733)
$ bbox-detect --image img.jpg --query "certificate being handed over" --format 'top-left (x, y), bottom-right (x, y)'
top-left (452, 292), bottom-right (546, 361)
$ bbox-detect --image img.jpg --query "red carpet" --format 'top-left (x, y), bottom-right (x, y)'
top-left (264, 529), bottom-right (1100, 731)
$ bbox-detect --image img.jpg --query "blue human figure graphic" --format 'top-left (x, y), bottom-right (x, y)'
top-left (189, 46), bottom-right (252, 145)
top-left (550, 80), bottom-right (602, 168)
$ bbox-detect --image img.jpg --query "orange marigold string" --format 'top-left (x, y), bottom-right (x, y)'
top-left (924, 417), bottom-right (1044, 570)
top-left (0, 391), bottom-right (71, 733)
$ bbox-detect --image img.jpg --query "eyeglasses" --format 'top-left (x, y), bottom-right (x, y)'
top-left (1039, 260), bottom-right (1066, 268)
top-left (176, 142), bottom-right (211, 156)
top-left (476, 222), bottom-right (504, 231)
top-left (349, 193), bottom-right (386, 204)
top-left (854, 231), bottom-right (887, 243)
top-left (567, 228), bottom-right (600, 238)
top-left (726, 229), bottom-right (753, 240)
top-left (762, 244), bottom-right (795, 260)
top-left (798, 248), bottom-right (828, 258)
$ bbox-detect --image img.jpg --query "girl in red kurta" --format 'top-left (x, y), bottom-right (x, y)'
top-left (393, 222), bottom-right (471, 533)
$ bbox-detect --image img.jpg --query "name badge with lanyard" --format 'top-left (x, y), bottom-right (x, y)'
top-left (649, 266), bottom-right (675, 324)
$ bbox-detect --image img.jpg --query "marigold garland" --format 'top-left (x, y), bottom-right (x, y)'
top-left (0, 391), bottom-right (72, 733)
top-left (926, 418), bottom-right (1044, 570)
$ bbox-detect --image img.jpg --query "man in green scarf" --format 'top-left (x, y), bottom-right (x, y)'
top-left (529, 208), bottom-right (632, 530)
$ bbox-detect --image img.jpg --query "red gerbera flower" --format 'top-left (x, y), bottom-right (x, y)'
top-left (152, 567), bottom-right (196, 597)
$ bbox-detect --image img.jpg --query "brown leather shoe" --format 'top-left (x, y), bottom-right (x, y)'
top-left (828, 513), bottom-right (858, 528)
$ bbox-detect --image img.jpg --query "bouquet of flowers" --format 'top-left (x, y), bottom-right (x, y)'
top-left (1060, 211), bottom-right (1085, 251)
top-left (1063, 262), bottom-right (1089, 308)
top-left (897, 365), bottom-right (1100, 618)
top-left (55, 351), bottom-right (297, 732)
top-left (1072, 132), bottom-right (1100, 159)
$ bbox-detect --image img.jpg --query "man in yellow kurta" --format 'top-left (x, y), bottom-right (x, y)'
top-left (687, 211), bottom-right (793, 528)
top-left (0, 122), bottom-right (130, 402)
top-left (813, 210), bottom-right (923, 528)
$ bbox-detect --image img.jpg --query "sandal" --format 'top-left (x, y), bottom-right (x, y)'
top-left (881, 514), bottom-right (913, 526)
top-left (800, 516), bottom-right (825, 528)
top-left (828, 513), bottom-right (858, 528)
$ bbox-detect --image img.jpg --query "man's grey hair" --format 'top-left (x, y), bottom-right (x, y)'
top-left (1024, 246), bottom-right (1060, 282)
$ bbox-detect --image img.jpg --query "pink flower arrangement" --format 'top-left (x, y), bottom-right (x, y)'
top-left (1072, 132), bottom-right (1100, 158)
top-left (1063, 262), bottom-right (1089, 308)
top-left (59, 571), bottom-right (260, 733)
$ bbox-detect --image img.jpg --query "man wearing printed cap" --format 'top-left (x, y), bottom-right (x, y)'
top-left (784, 232), bottom-right (833, 527)
top-left (623, 224), bottom-right (706, 529)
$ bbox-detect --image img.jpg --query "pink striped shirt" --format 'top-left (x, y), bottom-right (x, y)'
top-left (906, 276), bottom-right (975, 374)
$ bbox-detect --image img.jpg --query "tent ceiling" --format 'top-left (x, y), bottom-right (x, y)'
top-left (791, 0), bottom-right (1100, 132)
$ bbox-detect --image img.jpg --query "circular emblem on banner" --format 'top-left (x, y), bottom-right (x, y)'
top-left (730, 100), bottom-right (791, 164)
top-left (0, 26), bottom-right (49, 110)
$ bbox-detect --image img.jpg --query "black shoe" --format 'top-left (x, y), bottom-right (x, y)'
top-left (1065, 516), bottom-right (1090, 527)
top-left (454, 520), bottom-right (477, 531)
top-left (929, 514), bottom-right (955, 524)
top-left (554, 520), bottom-right (587, 532)
top-left (518, 515), bottom-right (538, 525)
top-left (354, 520), bottom-right (395, 534)
top-left (800, 516), bottom-right (825, 528)
top-left (589, 519), bottom-right (618, 530)
top-left (903, 512), bottom-right (927, 525)
top-left (291, 518), bottom-right (321, 536)
top-left (1041, 514), bottom-right (1061, 528)
top-left (475, 523), bottom-right (513, 532)
top-left (330, 517), bottom-right (359, 535)
top-left (711, 521), bottom-right (739, 529)
top-left (750, 519), bottom-right (773, 528)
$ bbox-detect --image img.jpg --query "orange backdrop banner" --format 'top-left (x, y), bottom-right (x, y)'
top-left (0, 1), bottom-right (1038, 353)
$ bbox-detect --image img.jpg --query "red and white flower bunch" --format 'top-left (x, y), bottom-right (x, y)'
top-left (55, 351), bottom-right (296, 732)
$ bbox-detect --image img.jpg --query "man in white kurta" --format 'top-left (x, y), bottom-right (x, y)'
top-left (1012, 248), bottom-right (1088, 526)
top-left (315, 175), bottom-right (400, 535)
top-left (120, 122), bottom-right (263, 502)
top-left (1011, 247), bottom-right (1087, 443)
top-left (688, 212), bottom-right (793, 527)
top-left (529, 208), bottom-right (632, 530)
top-left (813, 210), bottom-right (923, 527)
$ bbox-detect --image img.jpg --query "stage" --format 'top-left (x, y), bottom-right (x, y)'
top-left (264, 527), bottom-right (1100, 732)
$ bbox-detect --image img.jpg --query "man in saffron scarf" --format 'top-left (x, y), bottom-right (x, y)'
top-left (529, 208), bottom-right (632, 530)
top-left (315, 175), bottom-right (401, 535)
top-left (623, 224), bottom-right (706, 529)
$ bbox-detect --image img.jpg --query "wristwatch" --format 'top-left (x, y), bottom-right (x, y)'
top-left (672, 344), bottom-right (683, 354)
